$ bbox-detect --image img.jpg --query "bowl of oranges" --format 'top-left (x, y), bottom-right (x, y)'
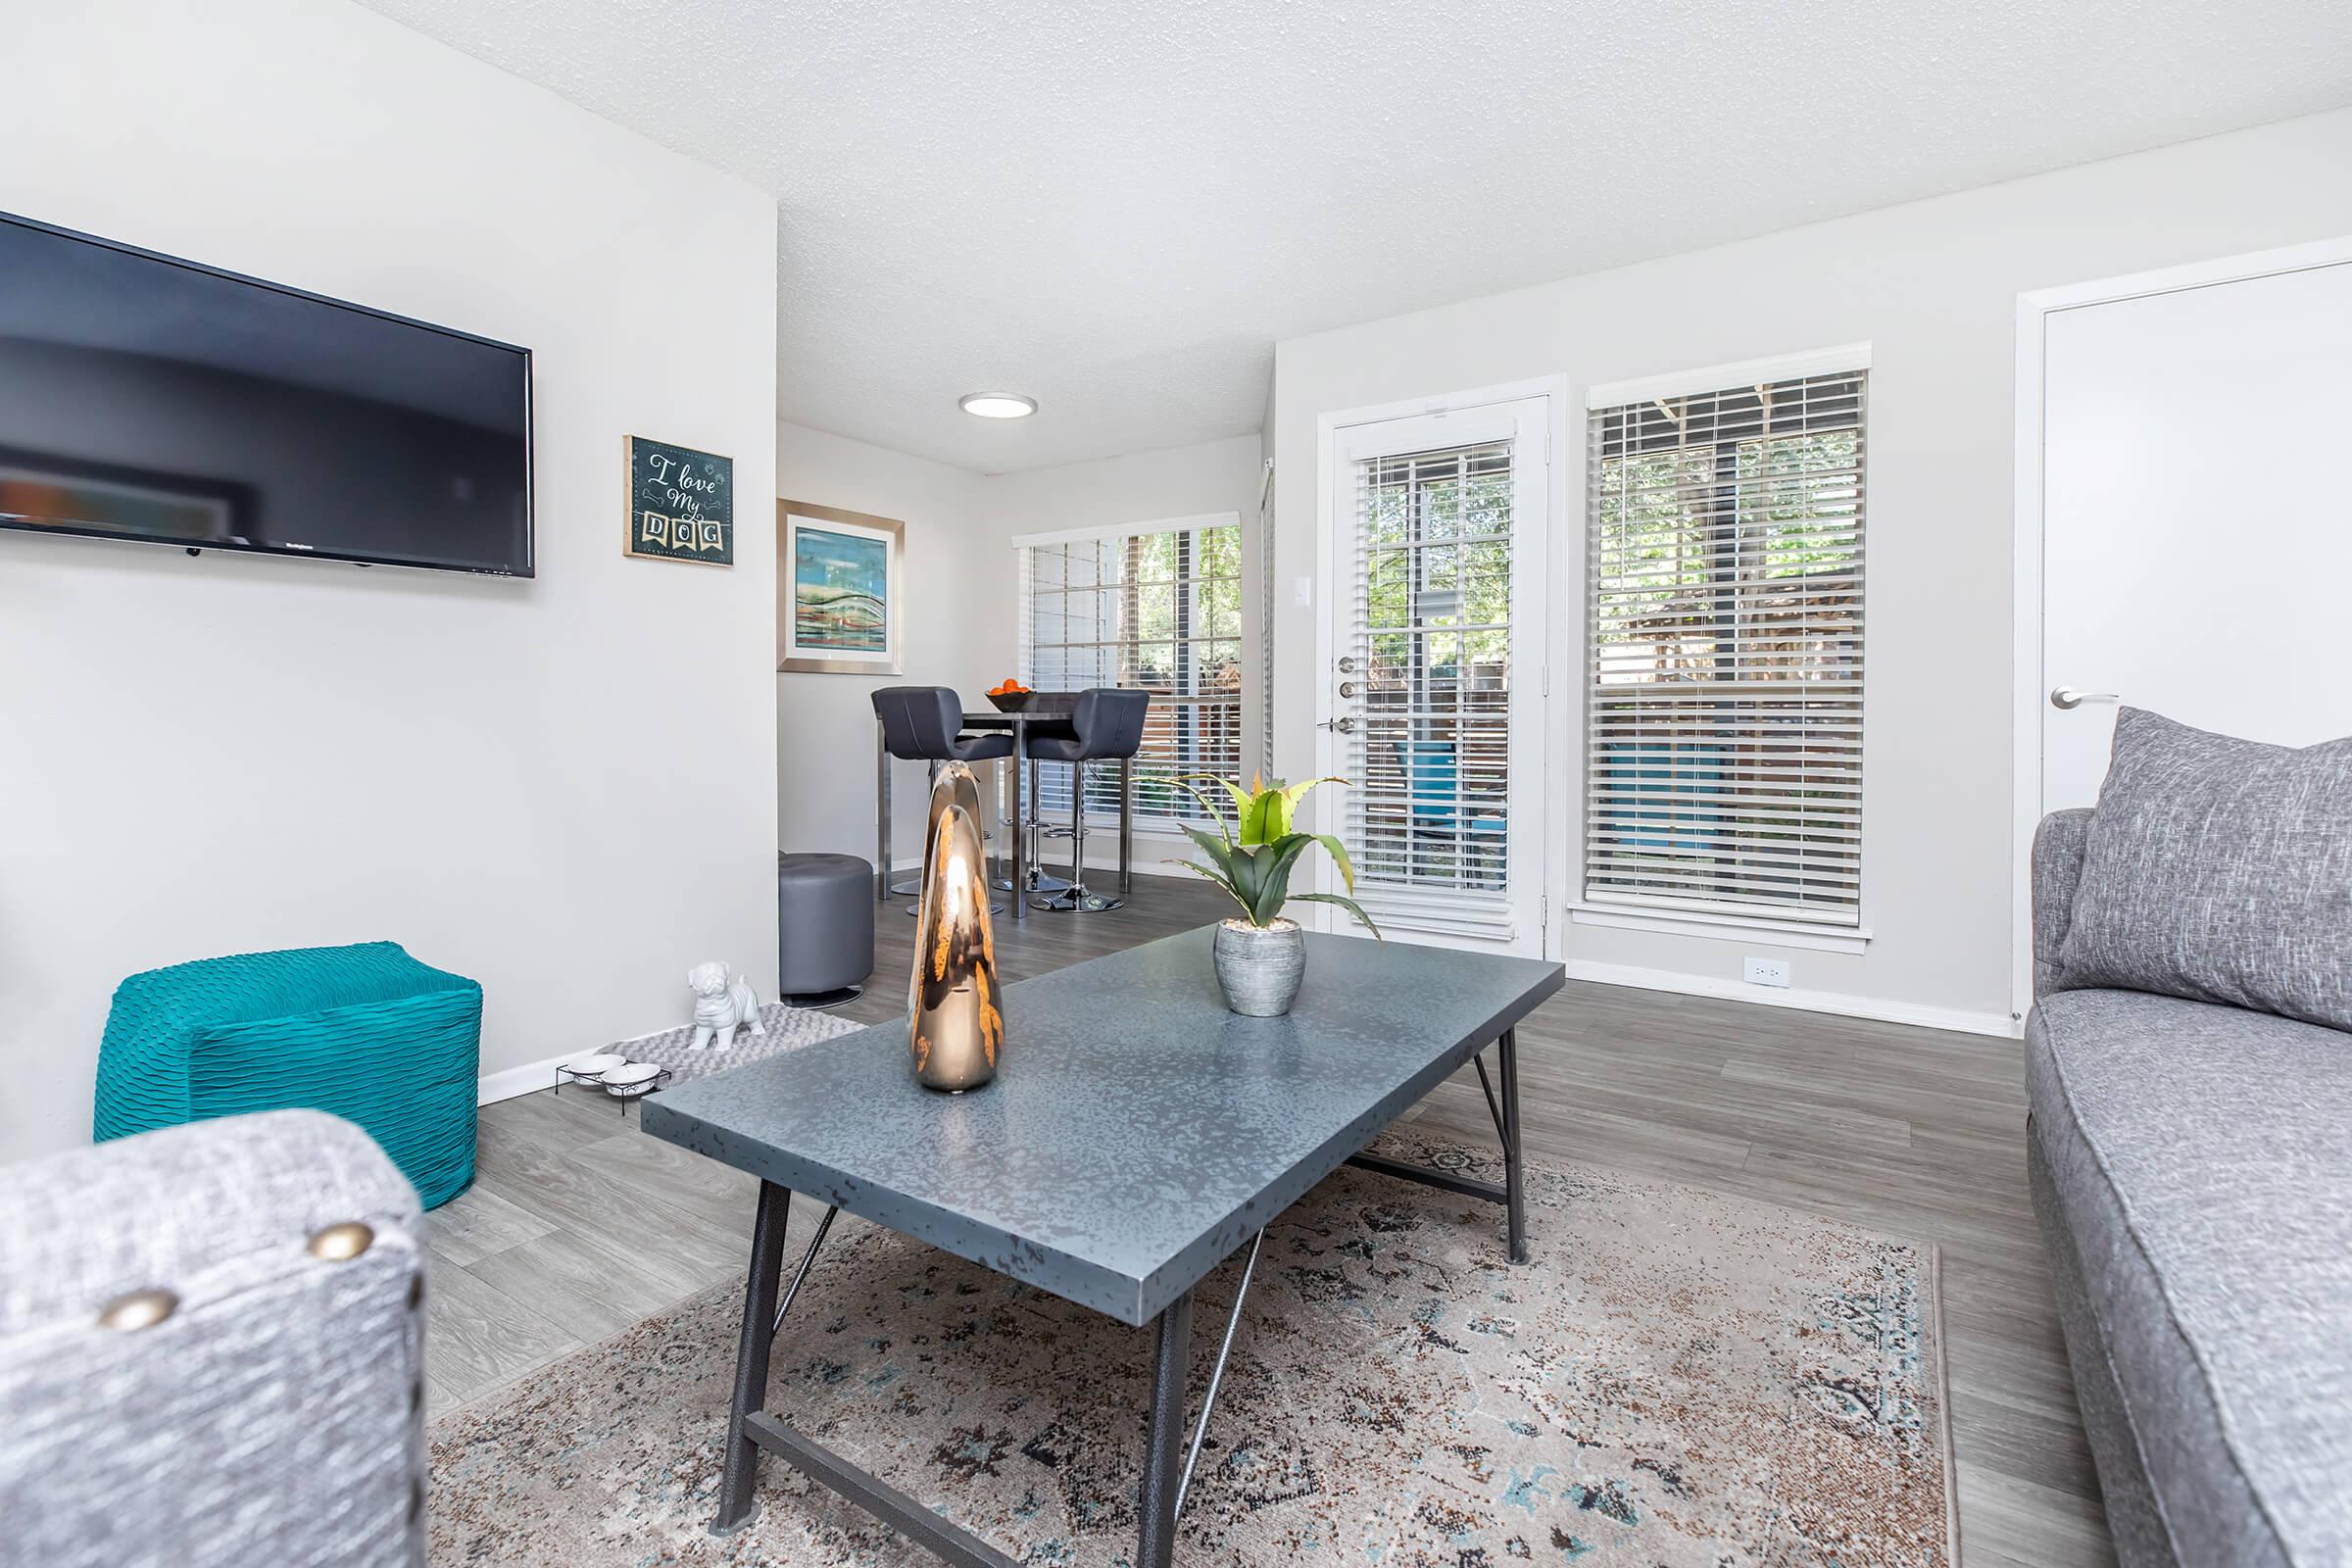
top-left (986, 679), bottom-right (1033, 712)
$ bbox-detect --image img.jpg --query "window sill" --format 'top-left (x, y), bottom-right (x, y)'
top-left (1567, 902), bottom-right (1872, 956)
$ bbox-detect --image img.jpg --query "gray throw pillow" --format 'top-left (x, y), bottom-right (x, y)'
top-left (2057, 708), bottom-right (2352, 1030)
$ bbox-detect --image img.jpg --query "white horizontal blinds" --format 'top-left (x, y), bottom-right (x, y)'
top-left (1017, 520), bottom-right (1246, 826)
top-left (1585, 368), bottom-right (1868, 925)
top-left (1345, 439), bottom-right (1517, 937)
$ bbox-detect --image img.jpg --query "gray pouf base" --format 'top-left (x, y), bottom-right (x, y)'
top-left (780, 984), bottom-right (863, 1010)
top-left (780, 851), bottom-right (876, 999)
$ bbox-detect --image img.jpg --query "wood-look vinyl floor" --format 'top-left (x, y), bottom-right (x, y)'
top-left (427, 876), bottom-right (2111, 1565)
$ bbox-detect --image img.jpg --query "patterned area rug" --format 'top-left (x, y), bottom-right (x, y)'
top-left (428, 1133), bottom-right (1955, 1566)
top-left (601, 1001), bottom-right (867, 1089)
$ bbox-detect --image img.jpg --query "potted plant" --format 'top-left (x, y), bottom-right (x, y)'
top-left (1170, 774), bottom-right (1380, 1016)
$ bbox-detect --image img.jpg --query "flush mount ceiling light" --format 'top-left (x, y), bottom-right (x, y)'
top-left (958, 391), bottom-right (1037, 419)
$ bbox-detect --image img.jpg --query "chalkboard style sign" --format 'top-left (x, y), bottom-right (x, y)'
top-left (624, 436), bottom-right (734, 565)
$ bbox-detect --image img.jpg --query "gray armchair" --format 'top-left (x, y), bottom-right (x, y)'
top-left (0, 1110), bottom-right (425, 1568)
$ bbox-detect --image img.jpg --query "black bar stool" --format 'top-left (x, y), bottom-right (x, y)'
top-left (1026, 688), bottom-right (1151, 913)
top-left (1001, 719), bottom-right (1077, 901)
top-left (872, 686), bottom-right (1012, 911)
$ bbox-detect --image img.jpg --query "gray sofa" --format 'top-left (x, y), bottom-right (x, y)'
top-left (2027, 808), bottom-right (2352, 1568)
top-left (0, 1110), bottom-right (425, 1568)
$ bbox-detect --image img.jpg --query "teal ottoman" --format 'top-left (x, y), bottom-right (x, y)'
top-left (94, 942), bottom-right (482, 1208)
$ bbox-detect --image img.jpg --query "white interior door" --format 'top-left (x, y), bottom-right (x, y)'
top-left (2040, 253), bottom-right (2352, 808)
top-left (1315, 397), bottom-right (1549, 955)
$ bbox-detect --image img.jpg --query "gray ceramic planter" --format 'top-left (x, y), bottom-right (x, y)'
top-left (1212, 917), bottom-right (1305, 1016)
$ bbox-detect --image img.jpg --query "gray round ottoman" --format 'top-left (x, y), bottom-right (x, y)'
top-left (778, 852), bottom-right (875, 1006)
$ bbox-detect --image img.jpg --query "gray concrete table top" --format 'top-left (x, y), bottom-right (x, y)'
top-left (640, 925), bottom-right (1563, 1325)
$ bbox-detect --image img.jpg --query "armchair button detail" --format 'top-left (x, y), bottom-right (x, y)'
top-left (6, 1110), bottom-right (426, 1563)
top-left (96, 1288), bottom-right (178, 1332)
top-left (307, 1221), bottom-right (375, 1261)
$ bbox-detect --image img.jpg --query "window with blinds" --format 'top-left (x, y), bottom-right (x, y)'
top-left (1017, 516), bottom-right (1245, 826)
top-left (1344, 439), bottom-right (1516, 934)
top-left (1585, 365), bottom-right (1867, 925)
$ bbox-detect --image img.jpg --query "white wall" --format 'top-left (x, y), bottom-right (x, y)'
top-left (0, 0), bottom-right (779, 1159)
top-left (1270, 107), bottom-right (2352, 1031)
top-left (975, 432), bottom-right (1268, 752)
top-left (776, 420), bottom-right (990, 866)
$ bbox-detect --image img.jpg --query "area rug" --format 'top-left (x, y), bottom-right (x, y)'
top-left (602, 1000), bottom-right (868, 1088)
top-left (428, 1137), bottom-right (1956, 1567)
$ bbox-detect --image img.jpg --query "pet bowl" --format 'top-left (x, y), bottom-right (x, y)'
top-left (562, 1054), bottom-right (627, 1080)
top-left (601, 1062), bottom-right (667, 1097)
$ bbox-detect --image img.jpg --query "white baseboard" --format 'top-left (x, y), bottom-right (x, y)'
top-left (477, 1051), bottom-right (576, 1106)
top-left (1560, 958), bottom-right (2022, 1039)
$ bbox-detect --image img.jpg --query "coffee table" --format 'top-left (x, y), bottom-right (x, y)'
top-left (640, 924), bottom-right (1564, 1567)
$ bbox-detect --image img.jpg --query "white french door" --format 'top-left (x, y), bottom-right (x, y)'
top-left (1314, 395), bottom-right (1550, 955)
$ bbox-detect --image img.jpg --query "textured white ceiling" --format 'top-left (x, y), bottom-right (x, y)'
top-left (357, 0), bottom-right (2349, 472)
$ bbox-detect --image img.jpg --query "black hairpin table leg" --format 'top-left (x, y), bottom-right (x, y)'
top-left (1133, 1290), bottom-right (1195, 1568)
top-left (1498, 1026), bottom-right (1527, 1264)
top-left (713, 1179), bottom-right (791, 1534)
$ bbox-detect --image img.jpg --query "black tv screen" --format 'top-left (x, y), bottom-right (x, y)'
top-left (0, 212), bottom-right (532, 576)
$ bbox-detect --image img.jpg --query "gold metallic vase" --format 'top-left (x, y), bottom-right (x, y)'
top-left (908, 761), bottom-right (1004, 1091)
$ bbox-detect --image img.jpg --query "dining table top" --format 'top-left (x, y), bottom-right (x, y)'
top-left (959, 708), bottom-right (1075, 734)
top-left (956, 690), bottom-right (1223, 728)
top-left (959, 690), bottom-right (1085, 733)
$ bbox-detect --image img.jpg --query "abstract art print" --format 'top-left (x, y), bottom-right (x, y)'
top-left (779, 501), bottom-right (904, 674)
top-left (796, 527), bottom-right (887, 650)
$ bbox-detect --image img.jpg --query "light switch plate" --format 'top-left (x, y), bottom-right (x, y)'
top-left (1292, 575), bottom-right (1313, 607)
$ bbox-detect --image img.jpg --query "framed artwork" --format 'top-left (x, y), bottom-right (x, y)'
top-left (625, 436), bottom-right (734, 564)
top-left (778, 500), bottom-right (904, 674)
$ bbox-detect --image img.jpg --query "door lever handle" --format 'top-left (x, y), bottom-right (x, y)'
top-left (2050, 686), bottom-right (2121, 710)
top-left (1317, 716), bottom-right (1357, 734)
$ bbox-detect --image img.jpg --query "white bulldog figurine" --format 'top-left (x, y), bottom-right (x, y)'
top-left (685, 960), bottom-right (766, 1052)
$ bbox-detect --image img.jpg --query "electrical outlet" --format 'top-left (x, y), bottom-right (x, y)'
top-left (1742, 956), bottom-right (1791, 989)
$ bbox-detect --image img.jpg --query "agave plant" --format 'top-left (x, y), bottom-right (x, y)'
top-left (1168, 773), bottom-right (1381, 936)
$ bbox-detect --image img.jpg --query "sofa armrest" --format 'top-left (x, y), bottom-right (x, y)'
top-left (2033, 808), bottom-right (2094, 998)
top-left (0, 1110), bottom-right (425, 1568)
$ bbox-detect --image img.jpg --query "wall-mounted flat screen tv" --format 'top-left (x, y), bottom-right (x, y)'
top-left (0, 212), bottom-right (533, 576)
